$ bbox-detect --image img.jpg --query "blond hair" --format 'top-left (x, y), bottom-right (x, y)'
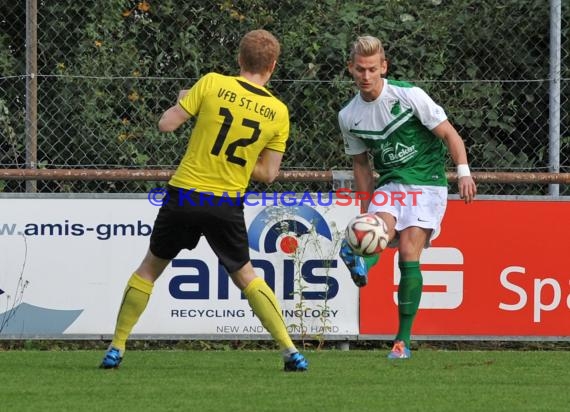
top-left (239, 29), bottom-right (281, 74)
top-left (349, 36), bottom-right (385, 61)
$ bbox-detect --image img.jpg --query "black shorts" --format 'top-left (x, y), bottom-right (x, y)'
top-left (149, 186), bottom-right (249, 273)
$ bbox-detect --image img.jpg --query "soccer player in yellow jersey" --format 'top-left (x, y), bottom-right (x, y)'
top-left (100, 29), bottom-right (308, 372)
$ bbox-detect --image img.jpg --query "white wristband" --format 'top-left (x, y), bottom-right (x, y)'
top-left (457, 164), bottom-right (471, 178)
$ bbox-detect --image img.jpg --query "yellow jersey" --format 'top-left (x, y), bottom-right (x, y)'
top-left (169, 73), bottom-right (289, 197)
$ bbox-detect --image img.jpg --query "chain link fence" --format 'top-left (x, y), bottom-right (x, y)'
top-left (1, 0), bottom-right (568, 195)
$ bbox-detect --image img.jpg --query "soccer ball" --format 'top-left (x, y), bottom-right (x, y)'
top-left (345, 213), bottom-right (389, 256)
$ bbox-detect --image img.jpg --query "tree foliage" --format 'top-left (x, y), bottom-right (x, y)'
top-left (0, 0), bottom-right (568, 194)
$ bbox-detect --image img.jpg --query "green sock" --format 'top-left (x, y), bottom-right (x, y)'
top-left (363, 254), bottom-right (380, 270)
top-left (395, 261), bottom-right (422, 347)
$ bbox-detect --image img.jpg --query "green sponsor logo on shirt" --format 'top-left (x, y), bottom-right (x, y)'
top-left (391, 100), bottom-right (401, 116)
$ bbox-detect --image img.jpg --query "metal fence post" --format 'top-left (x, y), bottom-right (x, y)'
top-left (549, 0), bottom-right (561, 196)
top-left (25, 0), bottom-right (38, 193)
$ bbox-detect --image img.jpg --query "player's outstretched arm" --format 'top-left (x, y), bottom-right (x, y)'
top-left (251, 149), bottom-right (283, 184)
top-left (353, 152), bottom-right (374, 212)
top-left (158, 104), bottom-right (190, 132)
top-left (432, 120), bottom-right (477, 203)
top-left (158, 90), bottom-right (191, 132)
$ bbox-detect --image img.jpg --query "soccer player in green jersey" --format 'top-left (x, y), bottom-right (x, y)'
top-left (338, 35), bottom-right (477, 359)
top-left (100, 29), bottom-right (308, 372)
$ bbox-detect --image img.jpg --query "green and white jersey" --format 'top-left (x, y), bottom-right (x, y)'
top-left (339, 78), bottom-right (448, 187)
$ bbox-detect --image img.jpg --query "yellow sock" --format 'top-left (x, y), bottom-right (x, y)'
top-left (243, 277), bottom-right (295, 351)
top-left (110, 273), bottom-right (154, 352)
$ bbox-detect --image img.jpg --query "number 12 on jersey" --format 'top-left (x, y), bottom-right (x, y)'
top-left (210, 107), bottom-right (260, 166)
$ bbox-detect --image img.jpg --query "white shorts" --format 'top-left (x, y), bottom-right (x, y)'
top-left (367, 182), bottom-right (447, 248)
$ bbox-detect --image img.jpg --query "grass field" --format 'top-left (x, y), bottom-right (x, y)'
top-left (1, 348), bottom-right (569, 411)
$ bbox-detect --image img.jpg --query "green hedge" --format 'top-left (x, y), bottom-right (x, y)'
top-left (0, 1), bottom-right (568, 194)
